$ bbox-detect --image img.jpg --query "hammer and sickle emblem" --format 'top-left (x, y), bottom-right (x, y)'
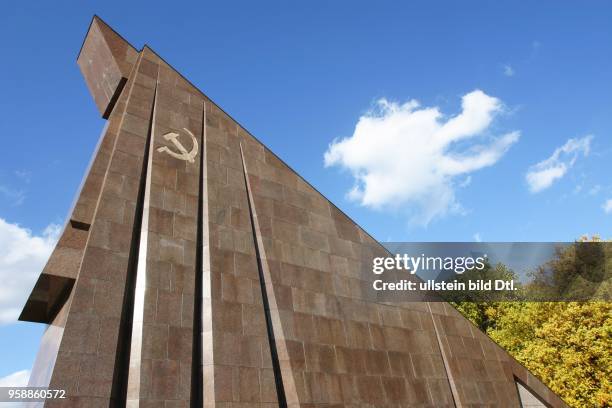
top-left (156, 128), bottom-right (198, 163)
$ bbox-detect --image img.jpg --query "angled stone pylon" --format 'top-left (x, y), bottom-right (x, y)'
top-left (20, 16), bottom-right (568, 407)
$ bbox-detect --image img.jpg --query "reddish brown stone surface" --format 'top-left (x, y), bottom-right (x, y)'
top-left (21, 16), bottom-right (568, 408)
top-left (77, 17), bottom-right (138, 118)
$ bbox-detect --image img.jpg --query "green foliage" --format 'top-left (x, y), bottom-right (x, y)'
top-left (447, 262), bottom-right (523, 331)
top-left (527, 238), bottom-right (612, 301)
top-left (452, 238), bottom-right (612, 407)
top-left (454, 301), bottom-right (611, 407)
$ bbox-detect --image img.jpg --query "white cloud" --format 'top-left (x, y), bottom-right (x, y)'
top-left (525, 135), bottom-right (593, 193)
top-left (603, 199), bottom-right (612, 214)
top-left (589, 185), bottom-right (601, 195)
top-left (0, 219), bottom-right (59, 325)
top-left (473, 233), bottom-right (482, 242)
top-left (503, 64), bottom-right (515, 77)
top-left (459, 176), bottom-right (472, 188)
top-left (324, 90), bottom-right (519, 225)
top-left (0, 369), bottom-right (31, 407)
top-left (0, 369), bottom-right (30, 387)
top-left (14, 170), bottom-right (32, 184)
top-left (0, 185), bottom-right (25, 206)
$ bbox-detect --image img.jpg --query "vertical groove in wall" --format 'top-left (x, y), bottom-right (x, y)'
top-left (198, 103), bottom-right (215, 406)
top-left (190, 104), bottom-right (206, 407)
top-left (427, 303), bottom-right (460, 407)
top-left (111, 80), bottom-right (158, 407)
top-left (239, 145), bottom-right (288, 408)
top-left (102, 77), bottom-right (128, 119)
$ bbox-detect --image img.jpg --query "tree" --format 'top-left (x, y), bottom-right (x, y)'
top-left (449, 261), bottom-right (523, 332)
top-left (489, 302), bottom-right (611, 407)
top-left (452, 238), bottom-right (612, 407)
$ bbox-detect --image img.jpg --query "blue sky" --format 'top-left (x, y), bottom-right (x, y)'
top-left (0, 1), bottom-right (611, 384)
